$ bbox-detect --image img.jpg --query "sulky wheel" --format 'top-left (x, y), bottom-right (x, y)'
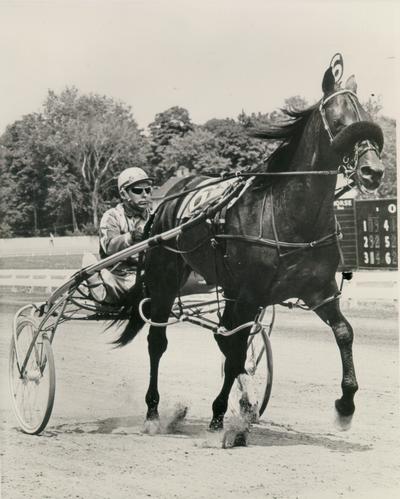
top-left (245, 323), bottom-right (273, 417)
top-left (9, 316), bottom-right (56, 434)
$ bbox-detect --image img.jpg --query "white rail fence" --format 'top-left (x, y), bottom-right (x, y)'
top-left (0, 269), bottom-right (76, 293)
top-left (0, 269), bottom-right (397, 307)
top-left (0, 236), bottom-right (98, 257)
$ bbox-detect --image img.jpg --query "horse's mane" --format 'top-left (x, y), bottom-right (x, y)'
top-left (250, 103), bottom-right (319, 173)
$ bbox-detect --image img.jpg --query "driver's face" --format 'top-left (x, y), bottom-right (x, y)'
top-left (124, 181), bottom-right (153, 211)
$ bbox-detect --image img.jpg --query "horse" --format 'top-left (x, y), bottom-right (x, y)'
top-left (115, 62), bottom-right (385, 435)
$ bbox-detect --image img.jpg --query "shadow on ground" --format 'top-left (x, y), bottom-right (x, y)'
top-left (34, 416), bottom-right (371, 453)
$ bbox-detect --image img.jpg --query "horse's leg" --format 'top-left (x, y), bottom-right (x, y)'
top-left (145, 322), bottom-right (170, 421)
top-left (314, 298), bottom-right (358, 419)
top-left (145, 257), bottom-right (191, 422)
top-left (210, 333), bottom-right (248, 430)
top-left (210, 299), bottom-right (258, 430)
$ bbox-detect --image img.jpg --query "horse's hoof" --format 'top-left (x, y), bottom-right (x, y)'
top-left (143, 417), bottom-right (161, 435)
top-left (146, 409), bottom-right (159, 421)
top-left (333, 411), bottom-right (353, 431)
top-left (209, 417), bottom-right (224, 432)
top-left (222, 429), bottom-right (249, 448)
top-left (335, 398), bottom-right (355, 417)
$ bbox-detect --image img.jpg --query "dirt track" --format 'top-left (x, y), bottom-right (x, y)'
top-left (1, 296), bottom-right (399, 499)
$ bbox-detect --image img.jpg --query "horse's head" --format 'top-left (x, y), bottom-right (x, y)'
top-left (320, 65), bottom-right (385, 191)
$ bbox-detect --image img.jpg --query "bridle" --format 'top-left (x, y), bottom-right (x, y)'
top-left (319, 89), bottom-right (381, 179)
top-left (319, 89), bottom-right (361, 141)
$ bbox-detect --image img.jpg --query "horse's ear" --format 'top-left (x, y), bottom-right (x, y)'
top-left (322, 67), bottom-right (335, 95)
top-left (345, 75), bottom-right (357, 94)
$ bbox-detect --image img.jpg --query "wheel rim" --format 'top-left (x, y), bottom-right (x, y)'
top-left (226, 327), bottom-right (273, 420)
top-left (9, 318), bottom-right (55, 434)
top-left (247, 328), bottom-right (273, 417)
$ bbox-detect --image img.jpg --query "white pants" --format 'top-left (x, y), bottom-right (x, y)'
top-left (82, 253), bottom-right (136, 304)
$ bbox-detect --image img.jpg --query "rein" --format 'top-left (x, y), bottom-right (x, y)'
top-left (153, 169), bottom-right (340, 211)
top-left (151, 90), bottom-right (377, 257)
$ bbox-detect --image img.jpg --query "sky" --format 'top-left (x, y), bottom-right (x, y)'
top-left (0, 0), bottom-right (398, 134)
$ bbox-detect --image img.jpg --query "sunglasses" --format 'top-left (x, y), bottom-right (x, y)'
top-left (127, 186), bottom-right (152, 195)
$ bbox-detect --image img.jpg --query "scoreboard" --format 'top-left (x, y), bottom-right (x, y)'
top-left (356, 199), bottom-right (397, 269)
top-left (334, 198), bottom-right (397, 270)
top-left (334, 198), bottom-right (357, 269)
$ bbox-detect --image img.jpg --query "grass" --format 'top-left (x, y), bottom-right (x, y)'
top-left (0, 254), bottom-right (88, 269)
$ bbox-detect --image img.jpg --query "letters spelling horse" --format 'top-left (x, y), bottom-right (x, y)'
top-left (116, 65), bottom-right (384, 432)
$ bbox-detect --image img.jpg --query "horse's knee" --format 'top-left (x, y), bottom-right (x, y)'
top-left (332, 320), bottom-right (353, 348)
top-left (147, 330), bottom-right (168, 357)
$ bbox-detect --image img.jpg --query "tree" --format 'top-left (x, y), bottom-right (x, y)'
top-left (0, 114), bottom-right (52, 236)
top-left (43, 88), bottom-right (148, 227)
top-left (283, 95), bottom-right (309, 112)
top-left (0, 88), bottom-right (149, 234)
top-left (374, 115), bottom-right (396, 198)
top-left (147, 106), bottom-right (193, 183)
top-left (161, 127), bottom-right (230, 175)
top-left (363, 95), bottom-right (383, 119)
top-left (204, 117), bottom-right (275, 171)
top-left (358, 97), bottom-right (396, 199)
top-left (45, 163), bottom-right (87, 233)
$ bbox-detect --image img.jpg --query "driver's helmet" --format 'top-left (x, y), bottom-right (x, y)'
top-left (117, 167), bottom-right (152, 194)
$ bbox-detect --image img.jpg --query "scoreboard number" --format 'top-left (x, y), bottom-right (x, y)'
top-left (356, 199), bottom-right (397, 269)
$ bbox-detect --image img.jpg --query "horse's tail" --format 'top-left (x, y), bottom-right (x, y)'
top-left (112, 279), bottom-right (148, 347)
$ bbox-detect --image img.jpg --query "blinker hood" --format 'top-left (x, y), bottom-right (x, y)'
top-left (331, 121), bottom-right (384, 154)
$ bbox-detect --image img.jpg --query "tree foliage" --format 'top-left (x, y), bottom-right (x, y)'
top-left (204, 117), bottom-right (275, 171)
top-left (0, 113), bottom-right (51, 236)
top-left (43, 88), bottom-right (147, 226)
top-left (357, 96), bottom-right (396, 199)
top-left (147, 106), bottom-right (193, 183)
top-left (0, 88), bottom-right (147, 235)
top-left (161, 127), bottom-right (230, 174)
top-left (0, 88), bottom-right (396, 238)
top-left (374, 115), bottom-right (396, 198)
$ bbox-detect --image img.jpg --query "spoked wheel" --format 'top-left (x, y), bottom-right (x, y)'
top-left (244, 325), bottom-right (273, 417)
top-left (224, 307), bottom-right (274, 420)
top-left (9, 317), bottom-right (56, 434)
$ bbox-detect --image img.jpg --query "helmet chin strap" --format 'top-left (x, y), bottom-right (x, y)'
top-left (120, 188), bottom-right (130, 203)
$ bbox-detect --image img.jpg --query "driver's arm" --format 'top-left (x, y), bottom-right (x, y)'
top-left (99, 212), bottom-right (135, 256)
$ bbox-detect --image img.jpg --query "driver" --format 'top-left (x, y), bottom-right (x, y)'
top-left (83, 167), bottom-right (153, 303)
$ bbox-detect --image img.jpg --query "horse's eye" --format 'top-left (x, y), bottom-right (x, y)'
top-left (332, 119), bottom-right (345, 132)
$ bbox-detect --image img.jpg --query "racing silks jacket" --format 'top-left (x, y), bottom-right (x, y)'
top-left (99, 203), bottom-right (150, 274)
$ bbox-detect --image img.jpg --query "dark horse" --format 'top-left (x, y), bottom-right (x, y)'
top-left (115, 63), bottom-right (384, 433)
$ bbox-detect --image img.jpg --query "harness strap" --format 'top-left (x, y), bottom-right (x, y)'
top-left (214, 231), bottom-right (341, 253)
top-left (214, 182), bottom-right (342, 257)
top-left (280, 291), bottom-right (342, 312)
top-left (310, 292), bottom-right (342, 311)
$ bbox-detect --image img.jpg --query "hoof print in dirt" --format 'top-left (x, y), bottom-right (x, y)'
top-left (222, 429), bottom-right (249, 449)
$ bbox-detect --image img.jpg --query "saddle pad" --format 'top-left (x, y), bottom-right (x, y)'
top-left (176, 178), bottom-right (238, 222)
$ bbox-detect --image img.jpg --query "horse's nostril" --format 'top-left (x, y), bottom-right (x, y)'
top-left (360, 166), bottom-right (383, 181)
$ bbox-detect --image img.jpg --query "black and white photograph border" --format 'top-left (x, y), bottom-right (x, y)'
top-left (0, 1), bottom-right (399, 498)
